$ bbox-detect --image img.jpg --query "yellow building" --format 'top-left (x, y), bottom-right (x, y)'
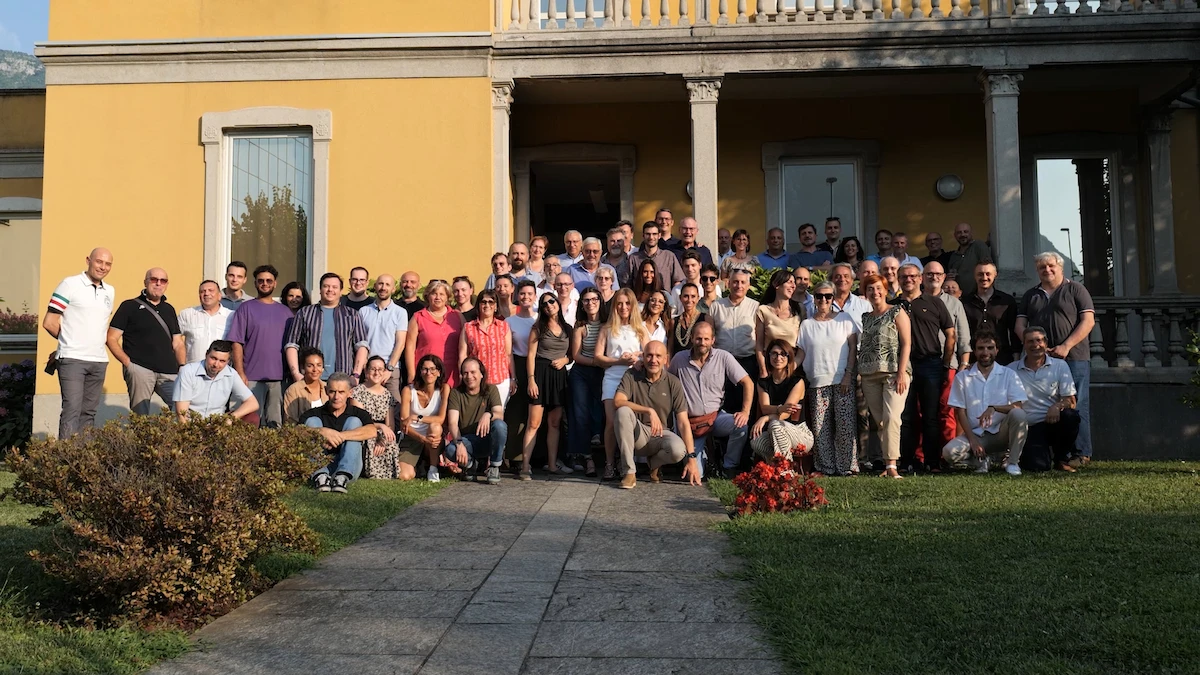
top-left (0, 89), bottom-right (44, 366)
top-left (29, 0), bottom-right (1200, 454)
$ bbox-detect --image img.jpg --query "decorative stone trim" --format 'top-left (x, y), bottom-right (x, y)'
top-left (761, 139), bottom-right (881, 245)
top-left (685, 77), bottom-right (722, 103)
top-left (979, 69), bottom-right (1023, 98)
top-left (0, 151), bottom-right (44, 179)
top-left (493, 81), bottom-right (516, 254)
top-left (0, 197), bottom-right (43, 218)
top-left (512, 144), bottom-right (637, 245)
top-left (200, 107), bottom-right (332, 291)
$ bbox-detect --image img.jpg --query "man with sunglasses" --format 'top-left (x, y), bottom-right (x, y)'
top-left (225, 264), bottom-right (295, 427)
top-left (697, 263), bottom-right (722, 314)
top-left (107, 267), bottom-right (186, 415)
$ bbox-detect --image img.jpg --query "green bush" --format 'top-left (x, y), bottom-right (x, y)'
top-left (0, 359), bottom-right (35, 451)
top-left (4, 414), bottom-right (326, 626)
top-left (1185, 330), bottom-right (1200, 408)
top-left (745, 266), bottom-right (830, 303)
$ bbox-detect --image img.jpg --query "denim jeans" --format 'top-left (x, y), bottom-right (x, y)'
top-left (445, 420), bottom-right (509, 468)
top-left (900, 357), bottom-right (947, 470)
top-left (57, 358), bottom-right (107, 438)
top-left (690, 411), bottom-right (749, 475)
top-left (306, 414), bottom-right (364, 480)
top-left (567, 364), bottom-right (604, 459)
top-left (1067, 360), bottom-right (1091, 457)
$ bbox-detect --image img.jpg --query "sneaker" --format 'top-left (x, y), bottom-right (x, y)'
top-left (602, 465), bottom-right (617, 481)
top-left (427, 467), bottom-right (440, 483)
top-left (974, 458), bottom-right (990, 474)
top-left (331, 473), bottom-right (349, 493)
top-left (620, 472), bottom-right (637, 489)
top-left (314, 473), bottom-right (332, 492)
top-left (487, 466), bottom-right (501, 485)
top-left (555, 460), bottom-right (574, 475)
top-left (1005, 464), bottom-right (1022, 476)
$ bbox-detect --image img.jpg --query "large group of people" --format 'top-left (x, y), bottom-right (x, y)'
top-left (44, 215), bottom-right (1094, 494)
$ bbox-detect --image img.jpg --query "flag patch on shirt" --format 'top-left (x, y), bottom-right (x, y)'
top-left (48, 293), bottom-right (69, 311)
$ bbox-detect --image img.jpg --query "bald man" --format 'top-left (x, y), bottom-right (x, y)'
top-left (45, 247), bottom-right (116, 437)
top-left (358, 273), bottom-right (409, 400)
top-left (107, 267), bottom-right (186, 415)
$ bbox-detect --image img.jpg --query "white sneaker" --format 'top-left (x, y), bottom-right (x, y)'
top-left (1005, 464), bottom-right (1022, 476)
top-left (427, 467), bottom-right (440, 483)
top-left (974, 458), bottom-right (990, 474)
top-left (556, 460), bottom-right (574, 475)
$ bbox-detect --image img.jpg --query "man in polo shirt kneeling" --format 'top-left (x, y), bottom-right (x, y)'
top-left (613, 341), bottom-right (702, 489)
top-left (300, 373), bottom-right (377, 494)
top-left (173, 340), bottom-right (259, 422)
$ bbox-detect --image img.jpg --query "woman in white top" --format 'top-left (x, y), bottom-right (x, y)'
top-left (593, 288), bottom-right (650, 481)
top-left (796, 281), bottom-right (861, 476)
top-left (641, 289), bottom-right (672, 345)
top-left (399, 354), bottom-right (451, 482)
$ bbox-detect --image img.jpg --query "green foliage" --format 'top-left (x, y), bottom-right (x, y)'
top-left (712, 461), bottom-right (1200, 674)
top-left (0, 360), bottom-right (35, 451)
top-left (4, 415), bottom-right (326, 626)
top-left (744, 266), bottom-right (830, 303)
top-left (1184, 330), bottom-right (1200, 408)
top-left (232, 185), bottom-right (308, 291)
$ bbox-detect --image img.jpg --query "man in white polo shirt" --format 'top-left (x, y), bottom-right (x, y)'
top-left (44, 247), bottom-right (116, 438)
top-left (173, 340), bottom-right (259, 422)
top-left (943, 330), bottom-right (1029, 476)
top-left (177, 280), bottom-right (231, 364)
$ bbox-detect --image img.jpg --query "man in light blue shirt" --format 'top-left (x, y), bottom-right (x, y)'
top-left (173, 340), bottom-right (258, 422)
top-left (757, 227), bottom-right (790, 270)
top-left (358, 273), bottom-right (409, 399)
top-left (567, 237), bottom-right (619, 291)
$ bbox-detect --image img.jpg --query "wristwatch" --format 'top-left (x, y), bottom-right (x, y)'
top-left (686, 452), bottom-right (698, 459)
top-left (386, 364), bottom-right (396, 372)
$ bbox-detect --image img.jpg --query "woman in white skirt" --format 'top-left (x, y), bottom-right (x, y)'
top-left (750, 339), bottom-right (814, 462)
top-left (594, 288), bottom-right (649, 481)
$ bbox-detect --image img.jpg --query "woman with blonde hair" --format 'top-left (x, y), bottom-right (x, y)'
top-left (593, 288), bottom-right (650, 481)
top-left (529, 235), bottom-right (550, 276)
top-left (406, 279), bottom-right (464, 387)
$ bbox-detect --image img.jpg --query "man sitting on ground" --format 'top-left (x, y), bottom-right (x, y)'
top-left (1009, 326), bottom-right (1080, 472)
top-left (943, 331), bottom-right (1029, 476)
top-left (444, 358), bottom-right (508, 484)
top-left (300, 372), bottom-right (377, 493)
top-left (613, 341), bottom-right (701, 489)
top-left (173, 340), bottom-right (259, 422)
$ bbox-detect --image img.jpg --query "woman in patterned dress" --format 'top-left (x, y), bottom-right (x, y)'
top-left (857, 273), bottom-right (911, 479)
top-left (749, 340), bottom-right (814, 461)
top-left (797, 281), bottom-right (861, 475)
top-left (352, 356), bottom-right (404, 479)
top-left (720, 229), bottom-right (760, 281)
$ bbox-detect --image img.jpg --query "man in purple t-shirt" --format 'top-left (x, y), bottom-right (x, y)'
top-left (225, 265), bottom-right (294, 428)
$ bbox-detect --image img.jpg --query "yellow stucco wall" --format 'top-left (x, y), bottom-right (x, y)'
top-left (0, 219), bottom-right (42, 313)
top-left (0, 93), bottom-right (45, 315)
top-left (37, 78), bottom-right (493, 396)
top-left (49, 0), bottom-right (492, 41)
top-left (0, 93), bottom-right (45, 150)
top-left (1170, 108), bottom-right (1199, 294)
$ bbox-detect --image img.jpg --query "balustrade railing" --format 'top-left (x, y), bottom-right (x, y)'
top-left (502, 0), bottom-right (1195, 31)
top-left (1087, 296), bottom-right (1200, 376)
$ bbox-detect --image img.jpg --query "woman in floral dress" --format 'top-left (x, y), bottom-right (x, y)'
top-left (352, 356), bottom-right (403, 479)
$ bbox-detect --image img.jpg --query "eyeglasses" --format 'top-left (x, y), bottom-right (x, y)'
top-left (544, 298), bottom-right (559, 305)
top-left (582, 297), bottom-right (600, 304)
top-left (255, 278), bottom-right (275, 285)
top-left (925, 272), bottom-right (946, 278)
top-left (148, 277), bottom-right (168, 284)
top-left (814, 293), bottom-right (834, 301)
top-left (350, 277), bottom-right (368, 284)
top-left (900, 274), bottom-right (921, 280)
top-left (478, 299), bottom-right (496, 305)
top-left (701, 276), bottom-right (718, 283)
top-left (420, 366), bottom-right (440, 373)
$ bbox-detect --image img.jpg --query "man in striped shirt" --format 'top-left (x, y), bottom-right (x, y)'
top-left (285, 273), bottom-right (369, 383)
top-left (43, 247), bottom-right (115, 438)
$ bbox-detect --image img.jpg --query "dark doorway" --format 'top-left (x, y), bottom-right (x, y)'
top-left (530, 161), bottom-right (621, 245)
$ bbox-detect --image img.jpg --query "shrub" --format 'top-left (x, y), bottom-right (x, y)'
top-left (0, 307), bottom-right (38, 334)
top-left (733, 456), bottom-right (828, 516)
top-left (5, 413), bottom-right (326, 626)
top-left (0, 359), bottom-right (35, 451)
top-left (1185, 330), bottom-right (1200, 408)
top-left (744, 266), bottom-right (831, 303)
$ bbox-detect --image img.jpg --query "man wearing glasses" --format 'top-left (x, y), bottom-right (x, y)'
top-left (567, 237), bottom-right (618, 292)
top-left (341, 267), bottom-right (374, 310)
top-left (107, 267), bottom-right (186, 415)
top-left (603, 227), bottom-right (632, 288)
top-left (655, 207), bottom-right (682, 251)
top-left (792, 267), bottom-right (815, 318)
top-left (226, 265), bottom-right (295, 427)
top-left (553, 273), bottom-right (579, 327)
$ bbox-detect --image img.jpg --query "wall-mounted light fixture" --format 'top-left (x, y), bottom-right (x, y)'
top-left (935, 174), bottom-right (964, 201)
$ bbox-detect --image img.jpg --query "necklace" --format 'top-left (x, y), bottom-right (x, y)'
top-left (675, 312), bottom-right (699, 347)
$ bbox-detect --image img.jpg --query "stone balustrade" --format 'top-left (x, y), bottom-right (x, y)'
top-left (1088, 296), bottom-right (1200, 382)
top-left (501, 0), bottom-right (1197, 31)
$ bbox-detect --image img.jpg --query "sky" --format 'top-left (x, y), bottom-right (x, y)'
top-left (0, 0), bottom-right (49, 54)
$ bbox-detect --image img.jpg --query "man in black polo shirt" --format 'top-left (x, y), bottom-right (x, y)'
top-left (107, 267), bottom-right (186, 415)
top-left (964, 261), bottom-right (1018, 365)
top-left (300, 373), bottom-right (378, 493)
top-left (891, 263), bottom-right (955, 473)
top-left (613, 341), bottom-right (701, 489)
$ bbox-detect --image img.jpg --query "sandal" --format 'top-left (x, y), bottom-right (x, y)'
top-left (881, 465), bottom-right (903, 480)
top-left (602, 465), bottom-right (617, 481)
top-left (519, 464), bottom-right (533, 481)
top-left (438, 455), bottom-right (463, 476)
top-left (585, 458), bottom-right (597, 477)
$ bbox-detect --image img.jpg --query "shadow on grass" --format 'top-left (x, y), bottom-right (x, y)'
top-left (715, 462), bottom-right (1200, 674)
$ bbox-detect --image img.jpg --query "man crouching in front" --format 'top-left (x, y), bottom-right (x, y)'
top-left (612, 341), bottom-right (703, 489)
top-left (300, 372), bottom-right (377, 493)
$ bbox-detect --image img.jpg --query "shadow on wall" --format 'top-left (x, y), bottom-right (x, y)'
top-left (31, 393), bottom-right (151, 440)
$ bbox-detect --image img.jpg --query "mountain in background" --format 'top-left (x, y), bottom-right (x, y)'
top-left (0, 51), bottom-right (45, 89)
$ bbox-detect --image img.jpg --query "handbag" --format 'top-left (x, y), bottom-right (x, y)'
top-left (688, 411), bottom-right (719, 439)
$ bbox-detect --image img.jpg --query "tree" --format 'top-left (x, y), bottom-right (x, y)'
top-left (231, 185), bottom-right (308, 284)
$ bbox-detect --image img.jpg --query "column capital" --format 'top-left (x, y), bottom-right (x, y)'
top-left (685, 76), bottom-right (723, 104)
top-left (978, 69), bottom-right (1024, 98)
top-left (1144, 109), bottom-right (1173, 134)
top-left (492, 80), bottom-right (515, 112)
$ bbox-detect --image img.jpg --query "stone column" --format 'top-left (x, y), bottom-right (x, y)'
top-left (492, 80), bottom-right (515, 255)
top-left (686, 76), bottom-right (722, 253)
top-left (1145, 111), bottom-right (1179, 294)
top-left (979, 69), bottom-right (1026, 285)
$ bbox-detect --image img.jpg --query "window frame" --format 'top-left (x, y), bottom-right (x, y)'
top-left (201, 107), bottom-right (331, 291)
top-left (762, 139), bottom-right (880, 250)
top-left (777, 157), bottom-right (862, 249)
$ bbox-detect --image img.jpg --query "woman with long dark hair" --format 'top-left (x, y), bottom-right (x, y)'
top-left (755, 269), bottom-right (803, 378)
top-left (520, 293), bottom-right (573, 479)
top-left (399, 353), bottom-right (450, 482)
top-left (568, 286), bottom-right (606, 476)
top-left (641, 289), bottom-right (673, 344)
top-left (749, 340), bottom-right (814, 461)
top-left (631, 258), bottom-right (663, 307)
top-left (834, 236), bottom-right (864, 267)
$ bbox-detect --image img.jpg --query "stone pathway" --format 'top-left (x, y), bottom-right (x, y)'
top-left (150, 476), bottom-right (783, 675)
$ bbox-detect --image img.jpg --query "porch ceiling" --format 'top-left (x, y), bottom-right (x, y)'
top-left (511, 65), bottom-right (1195, 105)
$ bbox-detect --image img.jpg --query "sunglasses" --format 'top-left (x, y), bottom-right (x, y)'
top-left (814, 293), bottom-right (834, 300)
top-left (148, 276), bottom-right (169, 284)
top-left (478, 299), bottom-right (496, 305)
top-left (701, 276), bottom-right (718, 283)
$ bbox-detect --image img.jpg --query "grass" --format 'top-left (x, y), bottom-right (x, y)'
top-left (711, 461), bottom-right (1200, 675)
top-left (0, 471), bottom-right (444, 674)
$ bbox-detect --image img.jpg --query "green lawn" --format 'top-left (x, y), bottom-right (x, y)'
top-left (711, 461), bottom-right (1200, 675)
top-left (0, 471), bottom-right (444, 675)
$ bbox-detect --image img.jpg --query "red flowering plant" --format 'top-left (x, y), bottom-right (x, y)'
top-left (732, 445), bottom-right (828, 516)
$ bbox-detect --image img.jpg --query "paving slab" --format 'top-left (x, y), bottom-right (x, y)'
top-left (149, 477), bottom-right (782, 675)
